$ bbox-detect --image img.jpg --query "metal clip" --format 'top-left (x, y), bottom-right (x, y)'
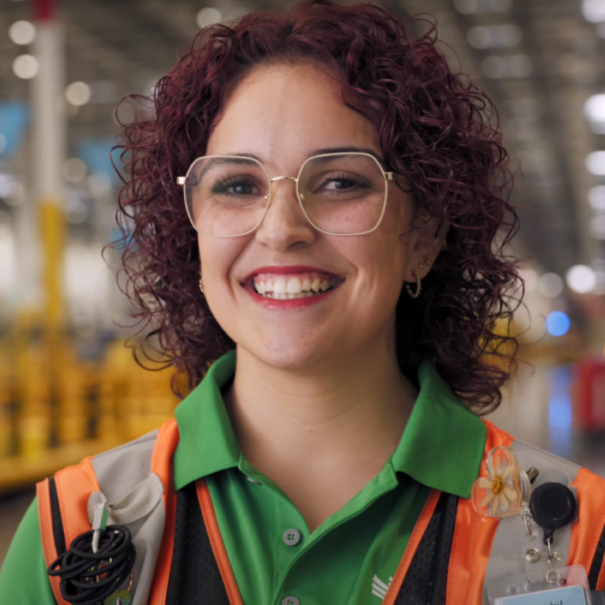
top-left (92, 501), bottom-right (110, 554)
top-left (546, 537), bottom-right (560, 564)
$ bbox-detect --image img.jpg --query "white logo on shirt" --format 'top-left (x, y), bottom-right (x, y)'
top-left (371, 575), bottom-right (393, 600)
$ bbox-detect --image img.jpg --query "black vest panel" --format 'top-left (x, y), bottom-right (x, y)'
top-left (394, 492), bottom-right (459, 605)
top-left (166, 482), bottom-right (231, 605)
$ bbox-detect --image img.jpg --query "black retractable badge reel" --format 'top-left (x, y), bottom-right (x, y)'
top-left (529, 481), bottom-right (577, 564)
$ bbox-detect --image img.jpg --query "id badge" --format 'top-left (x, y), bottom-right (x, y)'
top-left (488, 565), bottom-right (591, 605)
top-left (495, 584), bottom-right (586, 605)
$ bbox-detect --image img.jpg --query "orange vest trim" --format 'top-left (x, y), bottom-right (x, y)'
top-left (143, 419), bottom-right (180, 605)
top-left (382, 488), bottom-right (442, 605)
top-left (569, 467), bottom-right (605, 590)
top-left (37, 477), bottom-right (70, 605)
top-left (445, 419), bottom-right (513, 605)
top-left (54, 456), bottom-right (101, 549)
top-left (196, 478), bottom-right (245, 605)
top-left (37, 457), bottom-right (101, 605)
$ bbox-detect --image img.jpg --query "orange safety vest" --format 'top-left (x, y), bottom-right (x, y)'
top-left (36, 418), bottom-right (605, 605)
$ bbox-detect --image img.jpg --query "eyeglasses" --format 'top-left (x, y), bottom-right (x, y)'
top-left (176, 152), bottom-right (398, 237)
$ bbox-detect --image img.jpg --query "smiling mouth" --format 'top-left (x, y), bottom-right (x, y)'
top-left (249, 272), bottom-right (340, 300)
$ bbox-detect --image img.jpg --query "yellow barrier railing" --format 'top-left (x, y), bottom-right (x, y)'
top-left (0, 325), bottom-right (180, 492)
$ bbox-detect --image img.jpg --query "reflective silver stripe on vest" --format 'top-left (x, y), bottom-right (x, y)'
top-left (481, 439), bottom-right (581, 604)
top-left (90, 429), bottom-right (164, 605)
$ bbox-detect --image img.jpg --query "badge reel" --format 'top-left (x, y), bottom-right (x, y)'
top-left (471, 447), bottom-right (591, 605)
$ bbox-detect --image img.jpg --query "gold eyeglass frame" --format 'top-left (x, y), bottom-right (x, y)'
top-left (176, 152), bottom-right (398, 237)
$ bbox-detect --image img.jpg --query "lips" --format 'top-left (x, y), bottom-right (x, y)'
top-left (241, 265), bottom-right (344, 307)
top-left (242, 265), bottom-right (342, 284)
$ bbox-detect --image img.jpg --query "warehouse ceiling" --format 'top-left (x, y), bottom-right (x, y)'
top-left (1, 0), bottom-right (605, 281)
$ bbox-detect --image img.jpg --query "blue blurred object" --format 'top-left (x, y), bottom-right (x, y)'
top-left (546, 311), bottom-right (570, 337)
top-left (549, 395), bottom-right (573, 429)
top-left (548, 365), bottom-right (573, 459)
top-left (0, 101), bottom-right (30, 158)
top-left (76, 138), bottom-right (121, 184)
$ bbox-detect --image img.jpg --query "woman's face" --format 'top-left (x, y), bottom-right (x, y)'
top-left (198, 62), bottom-right (425, 371)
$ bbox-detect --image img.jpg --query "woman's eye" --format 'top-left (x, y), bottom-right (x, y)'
top-left (317, 175), bottom-right (369, 193)
top-left (213, 178), bottom-right (260, 196)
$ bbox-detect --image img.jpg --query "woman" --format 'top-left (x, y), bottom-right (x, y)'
top-left (3, 0), bottom-right (605, 603)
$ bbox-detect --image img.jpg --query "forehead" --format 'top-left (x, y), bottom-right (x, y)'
top-left (205, 62), bottom-right (382, 164)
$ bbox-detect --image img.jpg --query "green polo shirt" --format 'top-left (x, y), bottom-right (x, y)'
top-left (0, 351), bottom-right (486, 604)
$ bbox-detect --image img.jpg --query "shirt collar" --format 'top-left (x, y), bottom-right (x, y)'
top-left (173, 350), bottom-right (240, 491)
top-left (173, 351), bottom-right (486, 498)
top-left (389, 361), bottom-right (486, 499)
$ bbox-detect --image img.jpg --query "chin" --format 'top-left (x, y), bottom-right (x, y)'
top-left (242, 337), bottom-right (339, 372)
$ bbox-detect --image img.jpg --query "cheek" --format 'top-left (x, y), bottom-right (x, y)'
top-left (198, 237), bottom-right (241, 288)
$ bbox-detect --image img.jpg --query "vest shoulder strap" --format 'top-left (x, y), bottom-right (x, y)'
top-left (37, 419), bottom-right (180, 605)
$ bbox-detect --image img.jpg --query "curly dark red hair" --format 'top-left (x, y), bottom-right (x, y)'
top-left (113, 0), bottom-right (522, 413)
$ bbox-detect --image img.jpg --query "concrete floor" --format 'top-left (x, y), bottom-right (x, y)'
top-left (1, 360), bottom-right (604, 570)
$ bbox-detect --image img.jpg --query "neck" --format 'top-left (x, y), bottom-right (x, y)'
top-left (224, 338), bottom-right (418, 482)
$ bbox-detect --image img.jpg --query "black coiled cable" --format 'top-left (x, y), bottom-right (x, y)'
top-left (48, 525), bottom-right (136, 605)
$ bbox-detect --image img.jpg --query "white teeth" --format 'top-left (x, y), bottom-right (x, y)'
top-left (273, 276), bottom-right (287, 294)
top-left (286, 277), bottom-right (302, 294)
top-left (252, 274), bottom-right (337, 298)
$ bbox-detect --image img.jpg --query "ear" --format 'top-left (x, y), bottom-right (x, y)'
top-left (406, 214), bottom-right (449, 282)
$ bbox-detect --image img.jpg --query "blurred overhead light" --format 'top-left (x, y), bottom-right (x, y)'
top-left (566, 264), bottom-right (596, 293)
top-left (9, 20), bottom-right (36, 45)
top-left (539, 273), bottom-right (564, 298)
top-left (467, 24), bottom-right (521, 49)
top-left (585, 94), bottom-right (605, 133)
top-left (65, 82), bottom-right (91, 106)
top-left (589, 185), bottom-right (605, 210)
top-left (590, 215), bottom-right (605, 239)
top-left (454, 0), bottom-right (512, 13)
top-left (482, 54), bottom-right (532, 78)
top-left (586, 151), bottom-right (605, 175)
top-left (196, 7), bottom-right (222, 28)
top-left (593, 270), bottom-right (605, 295)
top-left (64, 196), bottom-right (88, 225)
top-left (582, 0), bottom-right (605, 22)
top-left (12, 54), bottom-right (38, 79)
top-left (546, 311), bottom-right (570, 337)
top-left (62, 158), bottom-right (87, 183)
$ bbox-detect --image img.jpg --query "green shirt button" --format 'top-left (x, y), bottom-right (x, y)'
top-left (283, 529), bottom-right (301, 546)
top-left (281, 597), bottom-right (300, 605)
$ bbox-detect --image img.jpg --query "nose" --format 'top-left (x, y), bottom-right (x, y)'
top-left (254, 176), bottom-right (316, 251)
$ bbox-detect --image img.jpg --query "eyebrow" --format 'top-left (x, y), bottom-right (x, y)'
top-left (223, 146), bottom-right (387, 167)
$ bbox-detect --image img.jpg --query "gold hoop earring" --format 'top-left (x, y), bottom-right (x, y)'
top-left (199, 276), bottom-right (205, 295)
top-left (405, 272), bottom-right (422, 299)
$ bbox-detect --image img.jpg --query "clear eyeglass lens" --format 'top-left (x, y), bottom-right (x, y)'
top-left (184, 153), bottom-right (387, 236)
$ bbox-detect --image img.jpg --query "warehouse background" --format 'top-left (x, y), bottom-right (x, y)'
top-left (2, 0), bottom-right (605, 566)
